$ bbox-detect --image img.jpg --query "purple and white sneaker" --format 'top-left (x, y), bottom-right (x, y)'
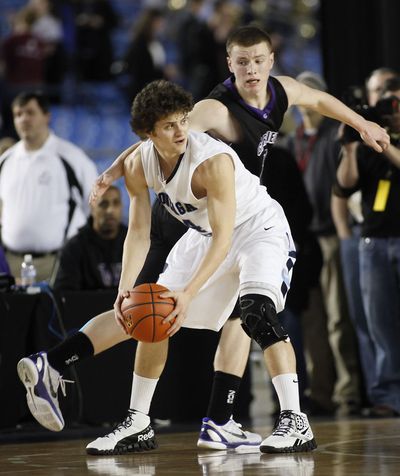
top-left (197, 417), bottom-right (261, 451)
top-left (17, 352), bottom-right (72, 431)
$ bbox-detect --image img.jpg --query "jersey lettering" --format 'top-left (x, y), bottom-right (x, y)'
top-left (157, 192), bottom-right (198, 216)
top-left (257, 130), bottom-right (278, 159)
top-left (182, 219), bottom-right (211, 236)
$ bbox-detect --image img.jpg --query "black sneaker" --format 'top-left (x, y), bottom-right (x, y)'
top-left (86, 410), bottom-right (157, 455)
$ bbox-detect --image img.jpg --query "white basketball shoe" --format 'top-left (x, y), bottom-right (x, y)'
top-left (86, 410), bottom-right (157, 455)
top-left (260, 410), bottom-right (317, 453)
top-left (17, 351), bottom-right (72, 431)
top-left (197, 417), bottom-right (262, 451)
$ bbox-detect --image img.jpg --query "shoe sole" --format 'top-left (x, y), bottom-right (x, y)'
top-left (197, 439), bottom-right (261, 452)
top-left (86, 438), bottom-right (158, 455)
top-left (17, 358), bottom-right (64, 432)
top-left (260, 438), bottom-right (317, 454)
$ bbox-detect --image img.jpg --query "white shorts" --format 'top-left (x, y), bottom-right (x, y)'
top-left (158, 200), bottom-right (296, 332)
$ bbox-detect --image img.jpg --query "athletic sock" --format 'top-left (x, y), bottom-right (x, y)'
top-left (130, 373), bottom-right (159, 415)
top-left (47, 331), bottom-right (95, 373)
top-left (206, 371), bottom-right (242, 425)
top-left (272, 373), bottom-right (301, 413)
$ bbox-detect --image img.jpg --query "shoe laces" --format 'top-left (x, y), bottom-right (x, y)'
top-left (225, 418), bottom-right (244, 434)
top-left (272, 410), bottom-right (295, 437)
top-left (58, 375), bottom-right (74, 397)
top-left (110, 411), bottom-right (135, 436)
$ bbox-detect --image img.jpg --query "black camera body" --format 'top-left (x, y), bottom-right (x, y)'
top-left (341, 95), bottom-right (400, 144)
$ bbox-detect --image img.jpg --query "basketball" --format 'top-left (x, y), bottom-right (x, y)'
top-left (121, 283), bottom-right (176, 343)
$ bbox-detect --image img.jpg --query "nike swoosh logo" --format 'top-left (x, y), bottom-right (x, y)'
top-left (264, 227), bottom-right (273, 232)
top-left (221, 429), bottom-right (247, 440)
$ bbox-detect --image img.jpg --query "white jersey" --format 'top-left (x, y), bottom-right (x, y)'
top-left (140, 131), bottom-right (274, 235)
top-left (0, 132), bottom-right (98, 253)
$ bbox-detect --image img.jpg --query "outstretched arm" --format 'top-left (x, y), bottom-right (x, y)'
top-left (89, 142), bottom-right (141, 205)
top-left (279, 75), bottom-right (390, 153)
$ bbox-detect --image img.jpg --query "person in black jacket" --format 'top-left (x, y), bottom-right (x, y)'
top-left (53, 186), bottom-right (126, 291)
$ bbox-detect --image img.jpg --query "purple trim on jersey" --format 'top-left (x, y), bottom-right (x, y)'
top-left (222, 76), bottom-right (276, 121)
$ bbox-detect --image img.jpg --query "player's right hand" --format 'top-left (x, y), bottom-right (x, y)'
top-left (359, 120), bottom-right (390, 153)
top-left (114, 289), bottom-right (130, 334)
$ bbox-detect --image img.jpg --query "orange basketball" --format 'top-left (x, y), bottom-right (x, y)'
top-left (121, 283), bottom-right (175, 342)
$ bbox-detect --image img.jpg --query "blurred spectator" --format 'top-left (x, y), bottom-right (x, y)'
top-left (28, 0), bottom-right (66, 97)
top-left (177, 0), bottom-right (219, 101)
top-left (123, 8), bottom-right (173, 102)
top-left (74, 0), bottom-right (118, 81)
top-left (53, 186), bottom-right (127, 291)
top-left (208, 0), bottom-right (243, 81)
top-left (0, 8), bottom-right (46, 137)
top-left (0, 91), bottom-right (97, 282)
top-left (282, 71), bottom-right (361, 416)
top-left (335, 75), bottom-right (400, 417)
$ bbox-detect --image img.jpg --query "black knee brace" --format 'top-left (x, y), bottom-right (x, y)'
top-left (240, 294), bottom-right (288, 351)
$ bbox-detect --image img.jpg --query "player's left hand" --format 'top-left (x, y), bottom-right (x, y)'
top-left (359, 120), bottom-right (390, 152)
top-left (161, 290), bottom-right (192, 337)
top-left (89, 172), bottom-right (114, 206)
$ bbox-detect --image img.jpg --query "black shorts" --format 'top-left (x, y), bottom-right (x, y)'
top-left (135, 199), bottom-right (240, 319)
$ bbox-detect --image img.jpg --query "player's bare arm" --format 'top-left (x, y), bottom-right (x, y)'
top-left (279, 75), bottom-right (390, 153)
top-left (89, 141), bottom-right (141, 205)
top-left (189, 99), bottom-right (242, 142)
top-left (163, 153), bottom-right (236, 336)
top-left (336, 142), bottom-right (360, 189)
top-left (114, 148), bottom-right (152, 331)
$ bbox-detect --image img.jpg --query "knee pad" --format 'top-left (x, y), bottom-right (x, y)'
top-left (240, 294), bottom-right (288, 351)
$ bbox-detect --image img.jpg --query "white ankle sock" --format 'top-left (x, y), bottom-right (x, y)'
top-left (272, 373), bottom-right (301, 413)
top-left (130, 373), bottom-right (159, 415)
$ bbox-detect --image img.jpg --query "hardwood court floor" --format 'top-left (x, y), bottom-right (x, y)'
top-left (1, 418), bottom-right (400, 475)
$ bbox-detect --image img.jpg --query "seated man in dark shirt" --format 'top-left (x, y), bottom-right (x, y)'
top-left (53, 186), bottom-right (127, 291)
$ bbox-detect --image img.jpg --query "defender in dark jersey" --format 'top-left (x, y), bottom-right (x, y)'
top-left (88, 26), bottom-right (389, 454)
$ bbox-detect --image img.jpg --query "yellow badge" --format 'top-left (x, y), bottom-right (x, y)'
top-left (373, 180), bottom-right (391, 212)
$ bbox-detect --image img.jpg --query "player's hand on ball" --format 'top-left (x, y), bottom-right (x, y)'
top-left (161, 289), bottom-right (192, 337)
top-left (114, 289), bottom-right (131, 334)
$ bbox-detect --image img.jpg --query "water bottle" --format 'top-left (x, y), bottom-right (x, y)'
top-left (20, 254), bottom-right (37, 287)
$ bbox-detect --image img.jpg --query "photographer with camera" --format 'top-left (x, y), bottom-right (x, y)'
top-left (335, 75), bottom-right (400, 418)
top-left (332, 68), bottom-right (398, 414)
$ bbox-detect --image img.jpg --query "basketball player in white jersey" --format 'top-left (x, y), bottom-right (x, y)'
top-left (18, 79), bottom-right (317, 454)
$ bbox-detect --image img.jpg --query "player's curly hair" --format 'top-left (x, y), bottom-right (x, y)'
top-left (130, 80), bottom-right (194, 137)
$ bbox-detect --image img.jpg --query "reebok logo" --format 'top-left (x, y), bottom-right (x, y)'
top-left (65, 354), bottom-right (79, 366)
top-left (227, 390), bottom-right (235, 404)
top-left (138, 428), bottom-right (154, 441)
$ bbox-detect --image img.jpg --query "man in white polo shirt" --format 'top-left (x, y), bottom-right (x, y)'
top-left (0, 91), bottom-right (98, 282)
